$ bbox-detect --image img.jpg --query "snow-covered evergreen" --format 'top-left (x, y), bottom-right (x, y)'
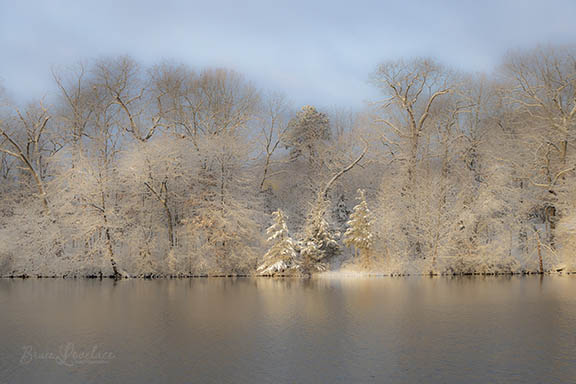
top-left (344, 189), bottom-right (374, 268)
top-left (257, 210), bottom-right (297, 275)
top-left (300, 195), bottom-right (340, 272)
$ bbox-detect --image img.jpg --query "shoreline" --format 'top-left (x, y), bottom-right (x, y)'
top-left (1, 271), bottom-right (574, 279)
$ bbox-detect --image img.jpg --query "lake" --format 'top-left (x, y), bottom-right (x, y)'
top-left (0, 276), bottom-right (574, 383)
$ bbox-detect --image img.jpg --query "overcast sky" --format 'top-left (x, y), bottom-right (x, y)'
top-left (1, 0), bottom-right (575, 108)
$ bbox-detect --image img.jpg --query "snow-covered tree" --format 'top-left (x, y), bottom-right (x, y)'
top-left (283, 105), bottom-right (330, 163)
top-left (257, 209), bottom-right (297, 275)
top-left (300, 194), bottom-right (339, 272)
top-left (184, 132), bottom-right (263, 275)
top-left (344, 189), bottom-right (374, 268)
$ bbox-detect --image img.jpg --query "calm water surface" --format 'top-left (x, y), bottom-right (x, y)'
top-left (0, 276), bottom-right (575, 383)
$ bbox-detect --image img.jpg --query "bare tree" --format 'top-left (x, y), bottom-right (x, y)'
top-left (372, 59), bottom-right (453, 185)
top-left (0, 103), bottom-right (54, 212)
top-left (257, 92), bottom-right (290, 191)
top-left (502, 46), bottom-right (576, 248)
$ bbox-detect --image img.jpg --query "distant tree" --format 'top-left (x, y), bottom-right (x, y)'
top-left (283, 105), bottom-right (330, 164)
top-left (257, 209), bottom-right (297, 275)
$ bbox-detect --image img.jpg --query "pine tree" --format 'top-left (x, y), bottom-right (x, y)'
top-left (300, 194), bottom-right (339, 272)
top-left (257, 209), bottom-right (297, 275)
top-left (344, 189), bottom-right (374, 268)
top-left (283, 105), bottom-right (330, 163)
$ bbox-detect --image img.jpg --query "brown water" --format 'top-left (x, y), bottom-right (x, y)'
top-left (0, 276), bottom-right (575, 383)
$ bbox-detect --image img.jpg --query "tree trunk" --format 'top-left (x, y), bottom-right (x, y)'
top-left (105, 226), bottom-right (121, 279)
top-left (165, 205), bottom-right (175, 248)
top-left (101, 186), bottom-right (121, 279)
top-left (537, 238), bottom-right (543, 274)
top-left (260, 153), bottom-right (272, 191)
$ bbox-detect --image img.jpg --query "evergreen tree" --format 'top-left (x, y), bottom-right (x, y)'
top-left (257, 210), bottom-right (297, 275)
top-left (300, 194), bottom-right (339, 272)
top-left (344, 189), bottom-right (374, 268)
top-left (283, 105), bottom-right (330, 163)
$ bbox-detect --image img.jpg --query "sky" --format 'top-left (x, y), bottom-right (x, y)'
top-left (1, 0), bottom-right (576, 108)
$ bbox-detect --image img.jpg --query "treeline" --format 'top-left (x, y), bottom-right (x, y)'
top-left (1, 45), bottom-right (575, 277)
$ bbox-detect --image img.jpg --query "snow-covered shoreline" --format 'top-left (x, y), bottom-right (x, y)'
top-left (2, 270), bottom-right (574, 280)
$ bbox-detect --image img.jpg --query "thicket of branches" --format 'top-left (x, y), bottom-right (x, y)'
top-left (1, 45), bottom-right (576, 277)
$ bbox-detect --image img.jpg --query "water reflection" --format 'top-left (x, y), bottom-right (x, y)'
top-left (0, 276), bottom-right (574, 383)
